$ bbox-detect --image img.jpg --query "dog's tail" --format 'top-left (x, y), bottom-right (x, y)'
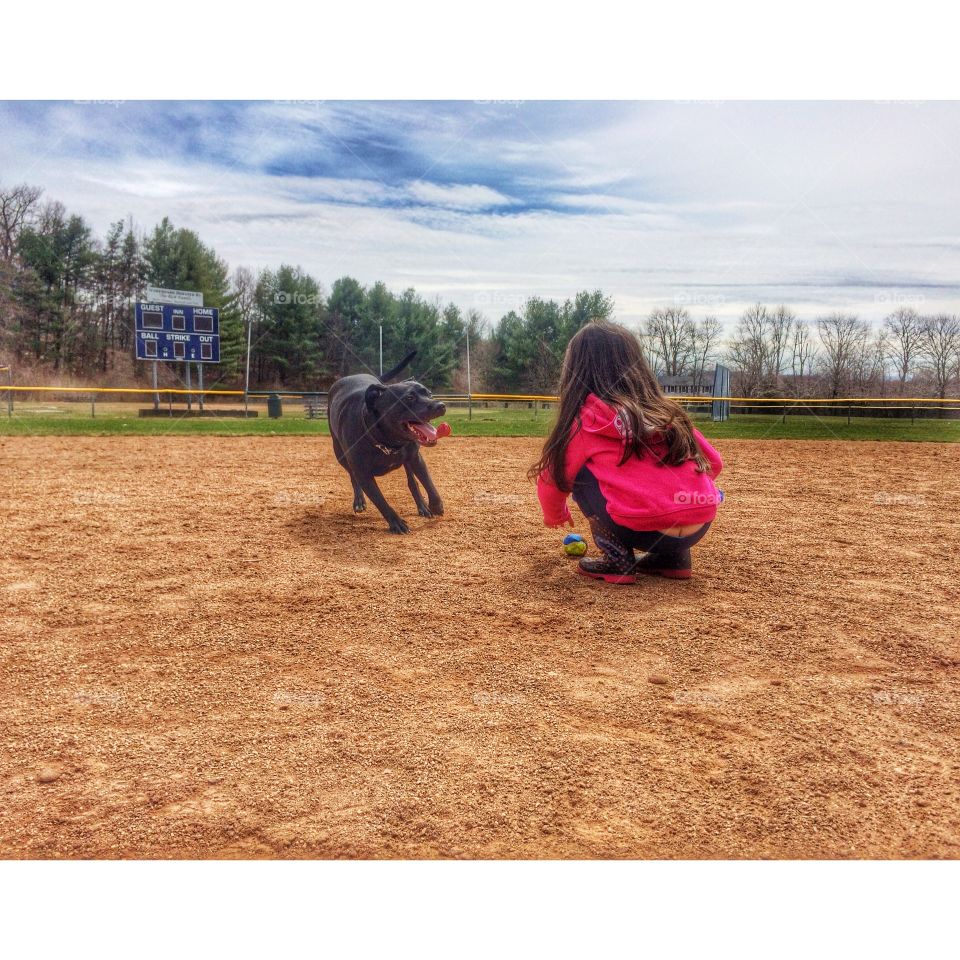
top-left (380, 349), bottom-right (416, 383)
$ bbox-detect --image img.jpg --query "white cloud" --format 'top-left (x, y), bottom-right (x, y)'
top-left (404, 181), bottom-right (516, 209)
top-left (1, 101), bottom-right (959, 328)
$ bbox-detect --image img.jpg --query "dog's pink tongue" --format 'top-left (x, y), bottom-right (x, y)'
top-left (413, 422), bottom-right (438, 443)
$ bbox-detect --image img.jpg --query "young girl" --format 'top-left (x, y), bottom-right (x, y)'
top-left (531, 320), bottom-right (724, 584)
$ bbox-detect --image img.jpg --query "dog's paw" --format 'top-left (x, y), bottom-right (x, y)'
top-left (417, 504), bottom-right (433, 518)
top-left (387, 516), bottom-right (410, 534)
top-left (428, 499), bottom-right (444, 516)
top-left (353, 498), bottom-right (366, 513)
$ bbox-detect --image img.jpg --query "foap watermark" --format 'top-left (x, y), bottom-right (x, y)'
top-left (472, 492), bottom-right (526, 506)
top-left (73, 489), bottom-right (125, 507)
top-left (874, 291), bottom-right (926, 309)
top-left (272, 491), bottom-right (326, 507)
top-left (273, 690), bottom-right (326, 707)
top-left (675, 490), bottom-right (723, 506)
top-left (673, 292), bottom-right (728, 308)
top-left (73, 99), bottom-right (125, 109)
top-left (871, 689), bottom-right (926, 708)
top-left (673, 689), bottom-right (726, 707)
top-left (274, 99), bottom-right (326, 110)
top-left (74, 291), bottom-right (132, 307)
top-left (73, 688), bottom-right (123, 706)
top-left (473, 100), bottom-right (524, 108)
top-left (873, 491), bottom-right (926, 507)
top-left (462, 290), bottom-right (526, 314)
top-left (274, 291), bottom-right (322, 305)
top-left (472, 691), bottom-right (526, 707)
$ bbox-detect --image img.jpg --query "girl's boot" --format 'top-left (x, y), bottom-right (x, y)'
top-left (577, 517), bottom-right (637, 584)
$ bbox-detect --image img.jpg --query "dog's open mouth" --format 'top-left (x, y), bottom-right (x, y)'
top-left (405, 421), bottom-right (439, 445)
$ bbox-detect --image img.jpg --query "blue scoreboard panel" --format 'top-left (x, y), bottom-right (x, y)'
top-left (135, 303), bottom-right (221, 363)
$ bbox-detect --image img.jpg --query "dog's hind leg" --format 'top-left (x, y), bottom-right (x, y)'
top-left (332, 432), bottom-right (366, 512)
top-left (404, 464), bottom-right (432, 517)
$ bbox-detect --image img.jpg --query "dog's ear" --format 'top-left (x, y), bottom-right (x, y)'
top-left (364, 384), bottom-right (385, 411)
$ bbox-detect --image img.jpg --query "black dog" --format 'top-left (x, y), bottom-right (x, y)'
top-left (328, 351), bottom-right (446, 534)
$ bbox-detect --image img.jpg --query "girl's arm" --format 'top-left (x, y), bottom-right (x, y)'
top-left (536, 422), bottom-right (592, 526)
top-left (537, 472), bottom-right (573, 527)
top-left (694, 429), bottom-right (723, 477)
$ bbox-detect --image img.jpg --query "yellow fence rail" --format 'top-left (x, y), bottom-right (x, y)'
top-left (1, 385), bottom-right (959, 405)
top-left (469, 392), bottom-right (960, 405)
top-left (0, 385), bottom-right (244, 396)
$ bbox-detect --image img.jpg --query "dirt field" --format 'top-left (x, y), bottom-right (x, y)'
top-left (1, 435), bottom-right (959, 859)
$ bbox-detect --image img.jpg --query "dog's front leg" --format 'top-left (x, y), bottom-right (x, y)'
top-left (349, 473), bottom-right (366, 513)
top-left (359, 475), bottom-right (410, 534)
top-left (412, 454), bottom-right (444, 516)
top-left (404, 464), bottom-right (433, 517)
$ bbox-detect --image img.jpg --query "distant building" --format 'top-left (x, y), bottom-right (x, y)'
top-left (658, 371), bottom-right (714, 395)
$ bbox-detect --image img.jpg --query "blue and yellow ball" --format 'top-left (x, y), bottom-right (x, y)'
top-left (562, 533), bottom-right (587, 557)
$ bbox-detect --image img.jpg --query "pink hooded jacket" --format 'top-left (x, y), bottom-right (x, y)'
top-left (536, 393), bottom-right (724, 531)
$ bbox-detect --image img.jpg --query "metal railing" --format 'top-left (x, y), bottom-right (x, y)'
top-left (2, 384), bottom-right (959, 422)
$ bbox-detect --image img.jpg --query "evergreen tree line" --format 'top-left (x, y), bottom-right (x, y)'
top-left (0, 181), bottom-right (613, 392)
top-left (2, 181), bottom-right (958, 397)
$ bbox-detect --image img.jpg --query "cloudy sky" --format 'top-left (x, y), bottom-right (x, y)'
top-left (2, 100), bottom-right (959, 327)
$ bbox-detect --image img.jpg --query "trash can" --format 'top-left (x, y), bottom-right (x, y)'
top-left (267, 393), bottom-right (283, 419)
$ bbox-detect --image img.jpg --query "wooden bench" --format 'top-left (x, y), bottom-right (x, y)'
top-left (303, 396), bottom-right (327, 420)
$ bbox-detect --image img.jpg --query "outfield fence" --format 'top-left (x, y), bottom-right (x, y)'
top-left (2, 384), bottom-right (960, 422)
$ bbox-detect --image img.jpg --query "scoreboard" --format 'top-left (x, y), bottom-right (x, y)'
top-left (135, 303), bottom-right (220, 363)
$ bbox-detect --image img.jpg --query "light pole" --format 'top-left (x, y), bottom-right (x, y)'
top-left (466, 329), bottom-right (472, 420)
top-left (244, 316), bottom-right (253, 417)
top-left (379, 324), bottom-right (383, 377)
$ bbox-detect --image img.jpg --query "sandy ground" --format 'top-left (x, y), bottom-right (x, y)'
top-left (1, 435), bottom-right (959, 859)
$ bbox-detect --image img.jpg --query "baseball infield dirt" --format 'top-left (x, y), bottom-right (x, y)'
top-left (1, 435), bottom-right (958, 858)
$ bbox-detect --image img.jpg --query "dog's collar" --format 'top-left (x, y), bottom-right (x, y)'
top-left (363, 407), bottom-right (405, 455)
top-left (372, 439), bottom-right (403, 455)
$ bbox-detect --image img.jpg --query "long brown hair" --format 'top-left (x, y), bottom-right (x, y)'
top-left (529, 320), bottom-right (711, 492)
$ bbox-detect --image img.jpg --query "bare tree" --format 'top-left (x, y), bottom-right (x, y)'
top-left (644, 307), bottom-right (695, 377)
top-left (850, 328), bottom-right (887, 395)
top-left (883, 307), bottom-right (923, 395)
top-left (0, 183), bottom-right (43, 262)
top-left (919, 313), bottom-right (960, 400)
top-left (231, 266), bottom-right (258, 328)
top-left (767, 305), bottom-right (795, 388)
top-left (789, 320), bottom-right (819, 396)
top-left (816, 312), bottom-right (869, 397)
top-left (726, 303), bottom-right (771, 397)
top-left (637, 323), bottom-right (662, 373)
top-left (690, 315), bottom-right (722, 392)
top-left (870, 328), bottom-right (891, 397)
